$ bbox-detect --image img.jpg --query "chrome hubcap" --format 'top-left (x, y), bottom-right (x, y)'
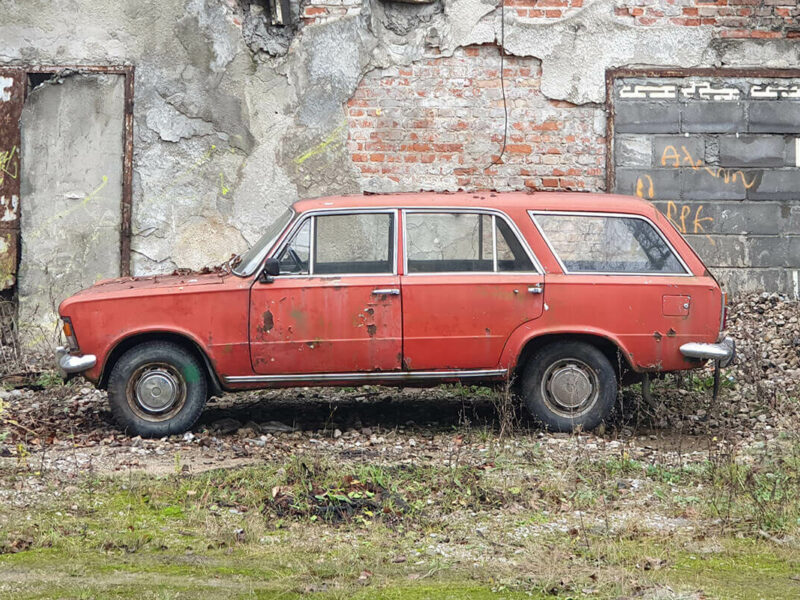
top-left (135, 369), bottom-right (180, 413)
top-left (541, 359), bottom-right (599, 418)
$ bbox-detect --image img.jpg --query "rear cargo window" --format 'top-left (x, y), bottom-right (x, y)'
top-left (531, 213), bottom-right (687, 275)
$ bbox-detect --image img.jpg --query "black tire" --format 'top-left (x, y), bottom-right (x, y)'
top-left (520, 341), bottom-right (616, 432)
top-left (108, 341), bottom-right (207, 438)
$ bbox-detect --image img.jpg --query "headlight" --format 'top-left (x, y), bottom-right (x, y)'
top-left (62, 317), bottom-right (79, 351)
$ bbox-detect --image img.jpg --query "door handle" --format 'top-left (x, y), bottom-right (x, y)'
top-left (528, 284), bottom-right (544, 294)
top-left (372, 288), bottom-right (400, 296)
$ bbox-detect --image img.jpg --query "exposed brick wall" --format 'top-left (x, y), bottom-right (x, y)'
top-left (507, 0), bottom-right (800, 38)
top-left (508, 0), bottom-right (585, 19)
top-left (301, 0), bottom-right (362, 25)
top-left (346, 45), bottom-right (606, 192)
top-left (613, 0), bottom-right (799, 37)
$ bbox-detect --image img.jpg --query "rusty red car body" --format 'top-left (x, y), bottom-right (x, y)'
top-left (57, 192), bottom-right (734, 436)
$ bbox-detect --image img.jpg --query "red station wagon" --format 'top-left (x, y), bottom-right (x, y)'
top-left (56, 192), bottom-right (735, 437)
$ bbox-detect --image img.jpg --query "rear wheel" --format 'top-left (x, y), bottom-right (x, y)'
top-left (521, 341), bottom-right (616, 432)
top-left (108, 341), bottom-right (207, 437)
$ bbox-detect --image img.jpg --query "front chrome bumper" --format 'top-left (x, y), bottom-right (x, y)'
top-left (680, 336), bottom-right (735, 368)
top-left (56, 346), bottom-right (97, 375)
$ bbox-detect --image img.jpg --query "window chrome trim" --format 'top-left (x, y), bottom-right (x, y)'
top-left (225, 368), bottom-right (507, 384)
top-left (402, 207), bottom-right (544, 276)
top-left (267, 208), bottom-right (399, 278)
top-left (528, 210), bottom-right (692, 277)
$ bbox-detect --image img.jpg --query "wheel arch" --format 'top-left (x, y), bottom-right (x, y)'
top-left (511, 332), bottom-right (636, 386)
top-left (98, 331), bottom-right (224, 397)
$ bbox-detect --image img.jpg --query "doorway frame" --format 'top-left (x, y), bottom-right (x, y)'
top-left (22, 64), bottom-right (135, 276)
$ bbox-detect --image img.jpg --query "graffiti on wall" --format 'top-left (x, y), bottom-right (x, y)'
top-left (659, 144), bottom-right (759, 189)
top-left (619, 81), bottom-right (800, 101)
top-left (0, 145), bottom-right (18, 186)
top-left (634, 177), bottom-right (715, 244)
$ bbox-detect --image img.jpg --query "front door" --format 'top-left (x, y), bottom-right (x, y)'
top-left (400, 210), bottom-right (545, 371)
top-left (249, 210), bottom-right (402, 375)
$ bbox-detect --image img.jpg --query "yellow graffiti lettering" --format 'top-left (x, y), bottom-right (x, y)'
top-left (692, 205), bottom-right (713, 234)
top-left (0, 146), bottom-right (19, 186)
top-left (681, 145), bottom-right (701, 169)
top-left (666, 201), bottom-right (681, 230)
top-left (635, 174), bottom-right (654, 199)
top-left (653, 144), bottom-right (758, 192)
top-left (731, 170), bottom-right (759, 189)
top-left (660, 145), bottom-right (680, 168)
top-left (678, 204), bottom-right (690, 233)
top-left (293, 124), bottom-right (345, 165)
top-left (664, 201), bottom-right (715, 246)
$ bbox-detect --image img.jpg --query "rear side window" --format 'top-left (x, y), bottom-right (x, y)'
top-left (405, 212), bottom-right (534, 273)
top-left (532, 213), bottom-right (686, 275)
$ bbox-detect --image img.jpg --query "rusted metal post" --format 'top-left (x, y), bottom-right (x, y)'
top-left (0, 68), bottom-right (24, 291)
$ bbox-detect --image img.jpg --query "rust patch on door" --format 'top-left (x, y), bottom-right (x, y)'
top-left (256, 309), bottom-right (275, 338)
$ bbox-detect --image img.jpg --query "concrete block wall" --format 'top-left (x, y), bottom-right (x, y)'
top-left (612, 76), bottom-right (800, 294)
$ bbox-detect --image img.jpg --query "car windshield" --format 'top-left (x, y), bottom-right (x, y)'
top-left (232, 208), bottom-right (295, 277)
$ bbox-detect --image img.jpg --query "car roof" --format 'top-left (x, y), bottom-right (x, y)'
top-left (292, 191), bottom-right (657, 216)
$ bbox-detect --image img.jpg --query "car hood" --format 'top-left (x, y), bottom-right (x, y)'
top-left (73, 272), bottom-right (230, 296)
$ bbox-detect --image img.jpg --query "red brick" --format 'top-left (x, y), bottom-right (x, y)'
top-left (507, 144), bottom-right (532, 154)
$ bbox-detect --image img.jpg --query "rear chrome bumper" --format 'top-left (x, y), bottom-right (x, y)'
top-left (56, 346), bottom-right (97, 375)
top-left (680, 336), bottom-right (735, 368)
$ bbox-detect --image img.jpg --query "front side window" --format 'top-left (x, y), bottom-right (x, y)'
top-left (405, 211), bottom-right (534, 273)
top-left (277, 218), bottom-right (310, 275)
top-left (276, 212), bottom-right (395, 276)
top-left (233, 208), bottom-right (295, 276)
top-left (532, 213), bottom-right (686, 274)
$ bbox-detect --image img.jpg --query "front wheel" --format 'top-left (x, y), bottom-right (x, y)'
top-left (108, 341), bottom-right (207, 437)
top-left (520, 341), bottom-right (616, 432)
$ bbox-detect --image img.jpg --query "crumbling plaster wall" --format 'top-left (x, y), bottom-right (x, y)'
top-left (2, 0), bottom-right (799, 283)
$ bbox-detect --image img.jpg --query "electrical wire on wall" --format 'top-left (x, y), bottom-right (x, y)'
top-left (484, 0), bottom-right (508, 173)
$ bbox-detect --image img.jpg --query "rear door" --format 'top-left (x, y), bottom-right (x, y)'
top-left (249, 210), bottom-right (402, 375)
top-left (400, 209), bottom-right (544, 371)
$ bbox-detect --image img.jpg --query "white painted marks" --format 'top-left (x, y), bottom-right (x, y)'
top-left (0, 77), bottom-right (13, 102)
top-left (794, 270), bottom-right (799, 301)
top-left (619, 81), bottom-right (741, 101)
top-left (619, 84), bottom-right (677, 99)
top-left (0, 194), bottom-right (18, 222)
top-left (796, 139), bottom-right (800, 168)
top-left (750, 84), bottom-right (800, 99)
top-left (619, 80), bottom-right (800, 101)
top-left (681, 81), bottom-right (740, 101)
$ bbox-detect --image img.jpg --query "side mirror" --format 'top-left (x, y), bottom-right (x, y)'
top-left (259, 258), bottom-right (280, 283)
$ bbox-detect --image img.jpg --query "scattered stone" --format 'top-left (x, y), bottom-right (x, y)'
top-left (261, 421), bottom-right (295, 434)
top-left (213, 418), bottom-right (243, 435)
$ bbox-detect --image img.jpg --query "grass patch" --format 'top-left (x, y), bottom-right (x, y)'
top-left (2, 437), bottom-right (800, 598)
